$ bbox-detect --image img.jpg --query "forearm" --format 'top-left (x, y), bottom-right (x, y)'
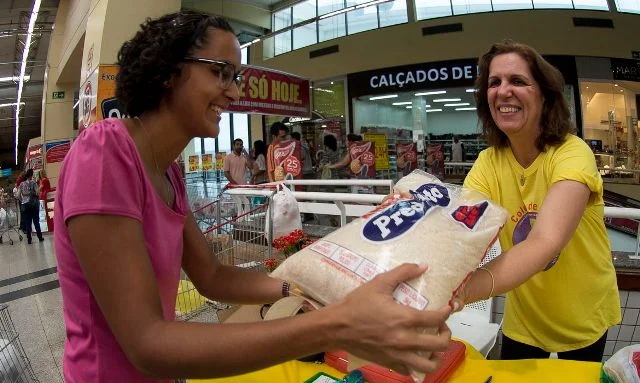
top-left (138, 309), bottom-right (338, 379)
top-left (204, 264), bottom-right (284, 304)
top-left (223, 172), bottom-right (236, 185)
top-left (464, 236), bottom-right (557, 303)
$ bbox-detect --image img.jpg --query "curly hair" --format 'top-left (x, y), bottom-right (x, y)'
top-left (475, 40), bottom-right (575, 151)
top-left (116, 10), bottom-right (234, 117)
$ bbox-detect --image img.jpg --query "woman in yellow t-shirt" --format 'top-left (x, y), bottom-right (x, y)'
top-left (455, 40), bottom-right (620, 361)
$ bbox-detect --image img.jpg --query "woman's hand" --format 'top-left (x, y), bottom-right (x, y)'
top-left (329, 264), bottom-right (452, 376)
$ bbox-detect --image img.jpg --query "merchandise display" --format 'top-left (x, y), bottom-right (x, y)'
top-left (272, 170), bottom-right (507, 381)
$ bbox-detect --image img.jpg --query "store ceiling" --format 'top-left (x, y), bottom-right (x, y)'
top-left (580, 80), bottom-right (640, 103)
top-left (0, 0), bottom-right (58, 168)
top-left (356, 87), bottom-right (479, 113)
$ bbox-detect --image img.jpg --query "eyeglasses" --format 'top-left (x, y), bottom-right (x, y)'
top-left (183, 57), bottom-right (243, 89)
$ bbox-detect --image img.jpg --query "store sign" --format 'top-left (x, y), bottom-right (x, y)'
top-left (228, 66), bottom-right (311, 118)
top-left (78, 65), bottom-right (126, 131)
top-left (45, 140), bottom-right (72, 164)
top-left (25, 144), bottom-right (43, 171)
top-left (363, 133), bottom-right (389, 171)
top-left (348, 58), bottom-right (479, 96)
top-left (52, 91), bottom-right (65, 99)
top-left (612, 58), bottom-right (640, 82)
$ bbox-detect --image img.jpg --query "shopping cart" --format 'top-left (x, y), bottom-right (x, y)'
top-left (0, 189), bottom-right (23, 245)
top-left (175, 185), bottom-right (276, 321)
top-left (0, 304), bottom-right (39, 382)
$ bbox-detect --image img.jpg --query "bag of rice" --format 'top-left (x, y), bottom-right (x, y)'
top-left (271, 170), bottom-right (507, 382)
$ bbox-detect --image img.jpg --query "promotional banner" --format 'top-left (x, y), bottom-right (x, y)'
top-left (78, 65), bottom-right (125, 131)
top-left (363, 133), bottom-right (389, 171)
top-left (349, 141), bottom-right (376, 178)
top-left (25, 144), bottom-right (43, 171)
top-left (271, 140), bottom-right (302, 181)
top-left (396, 142), bottom-right (418, 176)
top-left (202, 154), bottom-right (213, 171)
top-left (426, 143), bottom-right (445, 181)
top-left (215, 153), bottom-right (226, 170)
top-left (229, 66), bottom-right (311, 118)
top-left (79, 68), bottom-right (99, 130)
top-left (188, 155), bottom-right (200, 172)
top-left (45, 140), bottom-right (72, 164)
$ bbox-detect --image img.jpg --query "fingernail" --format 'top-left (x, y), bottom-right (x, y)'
top-left (418, 263), bottom-right (428, 271)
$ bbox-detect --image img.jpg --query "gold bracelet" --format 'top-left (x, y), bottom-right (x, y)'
top-left (478, 267), bottom-right (495, 299)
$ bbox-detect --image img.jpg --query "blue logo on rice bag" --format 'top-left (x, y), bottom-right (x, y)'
top-left (362, 184), bottom-right (450, 242)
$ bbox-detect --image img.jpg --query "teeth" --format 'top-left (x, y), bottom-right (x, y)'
top-left (499, 106), bottom-right (520, 113)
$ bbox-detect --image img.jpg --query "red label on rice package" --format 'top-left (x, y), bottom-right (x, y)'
top-left (396, 142), bottom-right (418, 176)
top-left (349, 141), bottom-right (376, 177)
top-left (272, 140), bottom-right (302, 181)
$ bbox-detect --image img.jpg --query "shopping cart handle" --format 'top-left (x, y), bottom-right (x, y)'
top-left (223, 184), bottom-right (277, 190)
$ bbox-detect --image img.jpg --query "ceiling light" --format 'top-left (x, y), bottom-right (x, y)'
top-left (369, 94), bottom-right (398, 100)
top-left (331, 81), bottom-right (334, 85)
top-left (465, 89), bottom-right (477, 93)
top-left (73, 100), bottom-right (79, 109)
top-left (0, 76), bottom-right (30, 83)
top-left (0, 102), bottom-right (25, 108)
top-left (444, 103), bottom-right (470, 107)
top-left (425, 109), bottom-right (443, 113)
top-left (415, 90), bottom-right (446, 96)
top-left (433, 98), bottom-right (461, 102)
top-left (614, 84), bottom-right (619, 87)
top-left (455, 107), bottom-right (477, 111)
top-left (406, 106), bottom-right (412, 109)
top-left (14, 0), bottom-right (41, 165)
top-left (392, 102), bottom-right (412, 105)
top-left (425, 104), bottom-right (431, 108)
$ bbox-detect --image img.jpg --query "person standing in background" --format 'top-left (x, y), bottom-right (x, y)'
top-left (451, 135), bottom-right (465, 162)
top-left (291, 132), bottom-right (314, 179)
top-left (39, 169), bottom-right (52, 201)
top-left (266, 122), bottom-right (289, 182)
top-left (223, 138), bottom-right (250, 185)
top-left (250, 140), bottom-right (267, 184)
top-left (19, 169), bottom-right (44, 244)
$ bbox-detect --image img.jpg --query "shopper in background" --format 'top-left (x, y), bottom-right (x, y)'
top-left (453, 40), bottom-right (620, 361)
top-left (317, 134), bottom-right (340, 180)
top-left (223, 138), bottom-right (250, 185)
top-left (53, 11), bottom-right (452, 382)
top-left (14, 171), bottom-right (26, 233)
top-left (291, 132), bottom-right (314, 179)
top-left (250, 139), bottom-right (267, 184)
top-left (451, 135), bottom-right (465, 163)
top-left (39, 169), bottom-right (52, 201)
top-left (19, 168), bottom-right (43, 244)
top-left (266, 122), bottom-right (289, 182)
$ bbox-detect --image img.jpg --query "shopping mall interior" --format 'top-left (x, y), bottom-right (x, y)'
top-left (0, 0), bottom-right (640, 382)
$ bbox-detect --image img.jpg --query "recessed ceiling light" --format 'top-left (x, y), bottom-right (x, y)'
top-left (433, 98), bottom-right (461, 102)
top-left (443, 103), bottom-right (470, 107)
top-left (425, 109), bottom-right (443, 113)
top-left (415, 90), bottom-right (446, 96)
top-left (614, 84), bottom-right (619, 87)
top-left (465, 89), bottom-right (477, 93)
top-left (369, 94), bottom-right (398, 100)
top-left (406, 106), bottom-right (412, 109)
top-left (392, 102), bottom-right (412, 105)
top-left (455, 107), bottom-right (477, 111)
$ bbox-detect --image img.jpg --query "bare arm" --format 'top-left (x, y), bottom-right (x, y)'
top-left (462, 180), bottom-right (591, 303)
top-left (328, 153), bottom-right (351, 170)
top-left (223, 171), bottom-right (237, 185)
top-left (182, 212), bottom-right (282, 304)
top-left (68, 215), bottom-right (452, 379)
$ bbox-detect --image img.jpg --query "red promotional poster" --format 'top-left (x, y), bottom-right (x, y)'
top-left (426, 143), bottom-right (445, 180)
top-left (349, 141), bottom-right (376, 178)
top-left (272, 140), bottom-right (302, 181)
top-left (228, 66), bottom-right (311, 118)
top-left (24, 144), bottom-right (43, 171)
top-left (397, 142), bottom-right (418, 176)
top-left (45, 140), bottom-right (72, 164)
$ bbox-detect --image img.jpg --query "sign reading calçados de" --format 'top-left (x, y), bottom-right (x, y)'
top-left (228, 66), bottom-right (311, 118)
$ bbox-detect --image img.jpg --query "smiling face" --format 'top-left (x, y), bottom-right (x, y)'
top-left (167, 28), bottom-right (241, 139)
top-left (487, 53), bottom-right (544, 143)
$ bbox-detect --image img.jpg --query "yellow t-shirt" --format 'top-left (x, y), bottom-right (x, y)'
top-left (464, 134), bottom-right (620, 352)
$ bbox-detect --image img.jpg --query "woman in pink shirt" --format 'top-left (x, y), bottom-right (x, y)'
top-left (54, 10), bottom-right (451, 382)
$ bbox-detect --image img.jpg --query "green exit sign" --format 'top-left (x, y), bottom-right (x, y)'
top-left (52, 91), bottom-right (65, 99)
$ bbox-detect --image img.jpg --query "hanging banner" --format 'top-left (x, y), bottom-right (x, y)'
top-left (229, 66), bottom-right (311, 118)
top-left (45, 140), bottom-right (72, 164)
top-left (215, 153), bottom-right (226, 169)
top-left (25, 144), bottom-right (43, 171)
top-left (349, 141), bottom-right (376, 178)
top-left (78, 65), bottom-right (125, 131)
top-left (363, 133), bottom-right (389, 171)
top-left (202, 154), bottom-right (213, 171)
top-left (79, 68), bottom-right (99, 131)
top-left (188, 155), bottom-right (200, 172)
top-left (396, 142), bottom-right (418, 176)
top-left (271, 140), bottom-right (302, 181)
top-left (426, 143), bottom-right (445, 181)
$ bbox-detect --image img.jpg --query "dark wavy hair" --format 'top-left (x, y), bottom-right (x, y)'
top-left (116, 10), bottom-right (234, 117)
top-left (475, 40), bottom-right (575, 151)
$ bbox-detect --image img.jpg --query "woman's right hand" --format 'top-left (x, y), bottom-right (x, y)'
top-left (328, 263), bottom-right (452, 376)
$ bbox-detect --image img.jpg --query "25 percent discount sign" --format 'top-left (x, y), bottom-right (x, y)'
top-left (227, 66), bottom-right (311, 118)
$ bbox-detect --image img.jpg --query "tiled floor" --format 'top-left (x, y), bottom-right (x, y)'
top-left (0, 233), bottom-right (64, 383)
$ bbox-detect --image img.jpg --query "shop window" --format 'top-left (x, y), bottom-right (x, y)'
top-left (293, 0), bottom-right (317, 23)
top-left (273, 8), bottom-right (291, 31)
top-left (452, 0), bottom-right (492, 15)
top-left (193, 138), bottom-right (202, 154)
top-left (415, 0), bottom-right (454, 19)
top-left (274, 30), bottom-right (292, 55)
top-left (346, 3), bottom-right (379, 34)
top-left (218, 113), bottom-right (232, 154)
top-left (204, 138), bottom-right (215, 153)
top-left (614, 0), bottom-right (640, 13)
top-left (378, 0), bottom-right (408, 27)
top-left (532, 0), bottom-right (573, 8)
top-left (491, 0), bottom-right (533, 11)
top-left (318, 13), bottom-right (347, 42)
top-left (313, 80), bottom-right (346, 118)
top-left (233, 114), bottom-right (250, 149)
top-left (572, 0), bottom-right (609, 9)
top-left (293, 22), bottom-right (318, 49)
top-left (318, 0), bottom-right (346, 15)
